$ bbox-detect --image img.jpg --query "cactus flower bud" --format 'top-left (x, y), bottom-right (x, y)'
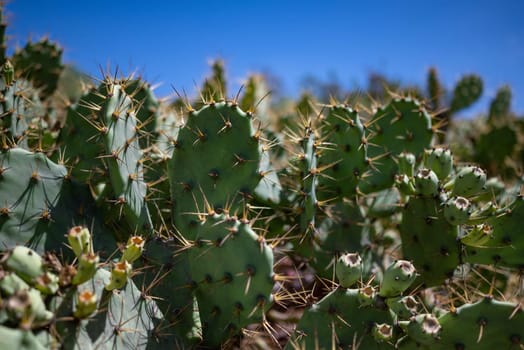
top-left (373, 323), bottom-right (393, 342)
top-left (5, 246), bottom-right (44, 284)
top-left (386, 295), bottom-right (419, 319)
top-left (34, 272), bottom-right (60, 295)
top-left (2, 59), bottom-right (14, 86)
top-left (424, 148), bottom-right (453, 180)
top-left (379, 260), bottom-right (417, 297)
top-left (401, 314), bottom-right (441, 345)
top-left (397, 152), bottom-right (416, 177)
top-left (443, 196), bottom-right (471, 225)
top-left (357, 285), bottom-right (376, 306)
top-left (121, 236), bottom-right (145, 263)
top-left (72, 253), bottom-right (99, 285)
top-left (414, 168), bottom-right (439, 197)
top-left (105, 261), bottom-right (132, 291)
top-left (335, 252), bottom-right (362, 288)
top-left (449, 166), bottom-right (487, 198)
top-left (73, 290), bottom-right (98, 319)
top-left (68, 226), bottom-right (92, 257)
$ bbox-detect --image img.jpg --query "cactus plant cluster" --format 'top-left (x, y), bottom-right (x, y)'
top-left (1, 4), bottom-right (524, 349)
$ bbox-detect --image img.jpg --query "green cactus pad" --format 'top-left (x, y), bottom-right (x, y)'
top-left (400, 196), bottom-right (460, 287)
top-left (58, 86), bottom-right (107, 184)
top-left (53, 268), bottom-right (164, 350)
top-left (123, 78), bottom-right (160, 148)
top-left (169, 101), bottom-right (261, 241)
top-left (475, 125), bottom-right (517, 176)
top-left (98, 81), bottom-right (151, 232)
top-left (136, 238), bottom-right (202, 347)
top-left (463, 195), bottom-right (524, 267)
top-left (307, 201), bottom-right (369, 279)
top-left (61, 78), bottom-right (151, 232)
top-left (0, 326), bottom-right (46, 350)
top-left (0, 78), bottom-right (35, 148)
top-left (427, 67), bottom-right (442, 111)
top-left (12, 39), bottom-right (63, 99)
top-left (317, 105), bottom-right (368, 199)
top-left (488, 85), bottom-right (512, 121)
top-left (0, 148), bottom-right (115, 257)
top-left (296, 129), bottom-right (318, 237)
top-left (287, 288), bottom-right (394, 349)
top-left (450, 74), bottom-right (483, 113)
top-left (189, 213), bottom-right (274, 347)
top-left (398, 297), bottom-right (524, 349)
top-left (359, 98), bottom-right (433, 194)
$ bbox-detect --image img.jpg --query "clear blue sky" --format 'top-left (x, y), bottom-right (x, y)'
top-left (6, 0), bottom-right (524, 115)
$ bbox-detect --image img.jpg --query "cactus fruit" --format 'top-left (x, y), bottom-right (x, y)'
top-left (71, 252), bottom-right (98, 285)
top-left (4, 246), bottom-right (44, 284)
top-left (373, 323), bottom-right (394, 343)
top-left (72, 290), bottom-right (97, 319)
top-left (121, 235), bottom-right (145, 263)
top-left (335, 252), bottom-right (363, 288)
top-left (424, 148), bottom-right (453, 180)
top-left (67, 226), bottom-right (92, 258)
top-left (399, 313), bottom-right (441, 346)
top-left (397, 152), bottom-right (416, 178)
top-left (105, 260), bottom-right (132, 291)
top-left (448, 165), bottom-right (487, 198)
top-left (386, 296), bottom-right (419, 320)
top-left (443, 196), bottom-right (471, 225)
top-left (414, 168), bottom-right (439, 197)
top-left (379, 260), bottom-right (417, 297)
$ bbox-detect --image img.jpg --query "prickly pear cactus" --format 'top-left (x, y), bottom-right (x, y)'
top-left (317, 105), bottom-right (368, 199)
top-left (450, 74), bottom-right (483, 113)
top-left (12, 39), bottom-right (63, 99)
top-left (462, 195), bottom-right (524, 267)
top-left (0, 148), bottom-right (114, 256)
top-left (488, 85), bottom-right (512, 121)
top-left (400, 196), bottom-right (460, 287)
top-left (169, 101), bottom-right (262, 240)
top-left (287, 288), bottom-right (394, 350)
top-left (398, 297), bottom-right (524, 349)
top-left (59, 78), bottom-right (151, 233)
top-left (358, 97), bottom-right (433, 194)
top-left (188, 213), bottom-right (274, 347)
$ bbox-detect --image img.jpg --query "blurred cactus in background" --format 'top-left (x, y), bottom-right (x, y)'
top-left (1, 3), bottom-right (524, 349)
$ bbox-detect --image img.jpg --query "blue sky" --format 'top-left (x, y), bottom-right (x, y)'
top-left (6, 0), bottom-right (524, 115)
